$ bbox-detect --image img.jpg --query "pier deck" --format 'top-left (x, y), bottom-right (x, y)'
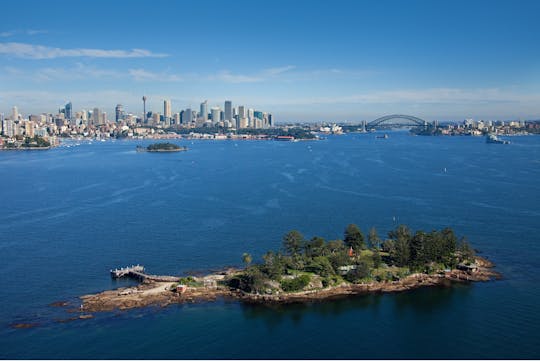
top-left (110, 265), bottom-right (179, 282)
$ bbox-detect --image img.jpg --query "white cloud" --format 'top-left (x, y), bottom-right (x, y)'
top-left (128, 68), bottom-right (183, 82)
top-left (263, 65), bottom-right (296, 76)
top-left (208, 70), bottom-right (263, 83)
top-left (2, 64), bottom-right (124, 82)
top-left (26, 29), bottom-right (48, 35)
top-left (0, 42), bottom-right (168, 59)
top-left (0, 29), bottom-right (48, 37)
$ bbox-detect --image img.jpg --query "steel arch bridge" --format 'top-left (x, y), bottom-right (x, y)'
top-left (367, 114), bottom-right (428, 127)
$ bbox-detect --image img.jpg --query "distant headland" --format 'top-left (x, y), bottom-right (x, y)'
top-left (78, 224), bottom-right (500, 313)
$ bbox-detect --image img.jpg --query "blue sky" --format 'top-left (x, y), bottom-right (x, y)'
top-left (1, 0), bottom-right (539, 121)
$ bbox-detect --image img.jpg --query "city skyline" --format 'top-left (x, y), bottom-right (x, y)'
top-left (1, 0), bottom-right (539, 121)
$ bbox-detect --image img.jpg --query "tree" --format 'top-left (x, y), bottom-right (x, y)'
top-left (283, 230), bottom-right (305, 256)
top-left (243, 266), bottom-right (267, 294)
top-left (305, 256), bottom-right (335, 277)
top-left (458, 237), bottom-right (475, 262)
top-left (344, 224), bottom-right (365, 251)
top-left (372, 250), bottom-right (382, 268)
top-left (381, 239), bottom-right (395, 254)
top-left (410, 231), bottom-right (428, 268)
top-left (344, 261), bottom-right (370, 283)
top-left (368, 227), bottom-right (381, 249)
top-left (325, 239), bottom-right (345, 254)
top-left (305, 236), bottom-right (325, 258)
top-left (242, 253), bottom-right (252, 268)
top-left (262, 251), bottom-right (285, 279)
top-left (389, 225), bottom-right (412, 267)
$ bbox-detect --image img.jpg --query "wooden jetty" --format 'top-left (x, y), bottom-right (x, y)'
top-left (110, 264), bottom-right (179, 282)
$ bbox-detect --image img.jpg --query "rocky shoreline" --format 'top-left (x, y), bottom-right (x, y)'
top-left (79, 256), bottom-right (500, 313)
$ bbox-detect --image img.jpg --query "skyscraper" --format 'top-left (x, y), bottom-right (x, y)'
top-left (12, 106), bottom-right (18, 121)
top-left (115, 104), bottom-right (124, 122)
top-left (65, 102), bottom-right (72, 121)
top-left (224, 100), bottom-right (232, 122)
top-left (200, 100), bottom-right (208, 121)
top-left (93, 107), bottom-right (100, 125)
top-left (211, 107), bottom-right (221, 124)
top-left (238, 105), bottom-right (246, 119)
top-left (184, 108), bottom-right (192, 124)
top-left (142, 96), bottom-right (147, 123)
top-left (164, 99), bottom-right (171, 119)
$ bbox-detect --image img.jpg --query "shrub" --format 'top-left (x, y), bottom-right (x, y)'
top-left (281, 274), bottom-right (311, 292)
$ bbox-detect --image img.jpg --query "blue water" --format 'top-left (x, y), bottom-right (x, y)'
top-left (1, 132), bottom-right (539, 359)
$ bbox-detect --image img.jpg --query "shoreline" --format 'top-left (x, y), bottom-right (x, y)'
top-left (79, 256), bottom-right (500, 313)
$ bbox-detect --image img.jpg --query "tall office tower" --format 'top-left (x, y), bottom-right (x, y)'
top-left (237, 105), bottom-right (246, 119)
top-left (101, 112), bottom-right (107, 124)
top-left (164, 99), bottom-right (171, 119)
top-left (153, 112), bottom-right (160, 124)
top-left (248, 108), bottom-right (254, 127)
top-left (268, 114), bottom-right (273, 127)
top-left (65, 102), bottom-right (72, 120)
top-left (185, 108), bottom-right (193, 124)
top-left (12, 106), bottom-right (19, 121)
top-left (92, 108), bottom-right (100, 125)
top-left (224, 100), bottom-right (232, 122)
top-left (2, 119), bottom-right (14, 137)
top-left (81, 110), bottom-right (87, 122)
top-left (25, 121), bottom-right (35, 137)
top-left (211, 107), bottom-right (221, 124)
top-left (174, 113), bottom-right (180, 125)
top-left (142, 95), bottom-right (147, 123)
top-left (115, 104), bottom-right (124, 122)
top-left (200, 100), bottom-right (208, 121)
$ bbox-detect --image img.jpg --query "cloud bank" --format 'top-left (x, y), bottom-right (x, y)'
top-left (0, 42), bottom-right (168, 59)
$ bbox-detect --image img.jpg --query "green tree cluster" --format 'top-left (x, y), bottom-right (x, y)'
top-left (230, 224), bottom-right (475, 294)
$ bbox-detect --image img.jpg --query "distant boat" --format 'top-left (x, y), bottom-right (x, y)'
top-left (486, 134), bottom-right (510, 144)
top-left (376, 133), bottom-right (389, 139)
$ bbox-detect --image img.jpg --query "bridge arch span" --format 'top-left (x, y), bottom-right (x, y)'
top-left (367, 114), bottom-right (428, 127)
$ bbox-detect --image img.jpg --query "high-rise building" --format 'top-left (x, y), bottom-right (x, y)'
top-left (153, 112), bottom-right (160, 125)
top-left (92, 107), bottom-right (100, 125)
top-left (211, 107), bottom-right (221, 124)
top-left (184, 108), bottom-right (193, 124)
top-left (142, 96), bottom-right (147, 123)
top-left (65, 102), bottom-right (72, 120)
top-left (224, 100), bottom-right (232, 122)
top-left (12, 106), bottom-right (18, 121)
top-left (200, 100), bottom-right (208, 121)
top-left (164, 99), bottom-right (171, 119)
top-left (238, 105), bottom-right (246, 119)
top-left (25, 120), bottom-right (35, 137)
top-left (115, 104), bottom-right (124, 122)
top-left (174, 113), bottom-right (180, 125)
top-left (2, 119), bottom-right (14, 137)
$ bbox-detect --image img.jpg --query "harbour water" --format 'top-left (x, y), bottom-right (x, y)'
top-left (1, 131), bottom-right (539, 359)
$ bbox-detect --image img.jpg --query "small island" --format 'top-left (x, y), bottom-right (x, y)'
top-left (136, 142), bottom-right (187, 152)
top-left (79, 224), bottom-right (499, 313)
